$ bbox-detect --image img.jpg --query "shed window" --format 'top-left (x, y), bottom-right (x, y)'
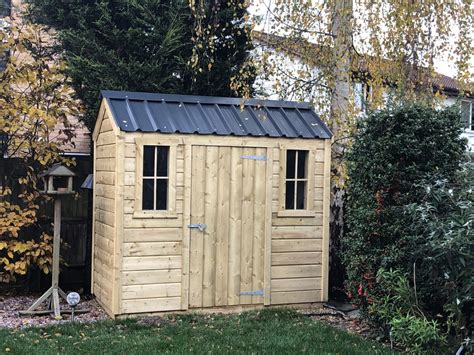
top-left (142, 145), bottom-right (169, 210)
top-left (285, 150), bottom-right (308, 209)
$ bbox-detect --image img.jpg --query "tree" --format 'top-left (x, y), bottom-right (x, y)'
top-left (258, 1), bottom-right (473, 131)
top-left (27, 0), bottom-right (256, 131)
top-left (0, 19), bottom-right (80, 281)
top-left (27, 0), bottom-right (193, 131)
top-left (255, 0), bottom-right (473, 296)
top-left (189, 0), bottom-right (256, 98)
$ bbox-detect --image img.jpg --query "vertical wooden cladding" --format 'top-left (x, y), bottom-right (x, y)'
top-left (189, 146), bottom-right (266, 308)
top-left (93, 113), bottom-right (116, 315)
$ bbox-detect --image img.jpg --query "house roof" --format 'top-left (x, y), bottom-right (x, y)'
top-left (101, 90), bottom-right (332, 139)
top-left (254, 31), bottom-right (474, 97)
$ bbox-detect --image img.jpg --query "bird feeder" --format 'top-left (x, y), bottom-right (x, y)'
top-left (20, 163), bottom-right (79, 318)
top-left (38, 163), bottom-right (76, 195)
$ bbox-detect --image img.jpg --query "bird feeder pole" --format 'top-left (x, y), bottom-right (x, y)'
top-left (20, 164), bottom-right (75, 319)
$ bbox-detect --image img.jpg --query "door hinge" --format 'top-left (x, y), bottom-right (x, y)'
top-left (187, 223), bottom-right (207, 231)
top-left (239, 290), bottom-right (264, 296)
top-left (240, 155), bottom-right (267, 161)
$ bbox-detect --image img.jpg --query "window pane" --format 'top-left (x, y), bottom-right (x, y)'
top-left (461, 101), bottom-right (471, 129)
top-left (285, 181), bottom-right (295, 209)
top-left (156, 146), bottom-right (169, 177)
top-left (296, 181), bottom-right (306, 209)
top-left (471, 105), bottom-right (474, 130)
top-left (142, 179), bottom-right (154, 210)
top-left (297, 151), bottom-right (307, 178)
top-left (156, 179), bottom-right (168, 210)
top-left (286, 150), bottom-right (296, 178)
top-left (143, 146), bottom-right (155, 176)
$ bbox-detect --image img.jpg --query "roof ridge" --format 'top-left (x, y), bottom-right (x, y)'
top-left (100, 90), bottom-right (314, 110)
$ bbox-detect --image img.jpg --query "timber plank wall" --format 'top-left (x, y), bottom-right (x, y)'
top-left (92, 99), bottom-right (331, 318)
top-left (92, 111), bottom-right (117, 315)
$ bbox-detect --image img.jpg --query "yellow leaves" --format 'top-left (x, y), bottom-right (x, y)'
top-left (0, 23), bottom-right (71, 282)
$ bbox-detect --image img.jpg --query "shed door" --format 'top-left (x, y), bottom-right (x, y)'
top-left (189, 145), bottom-right (267, 308)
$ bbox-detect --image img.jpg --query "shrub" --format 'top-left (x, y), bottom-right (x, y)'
top-left (343, 103), bottom-right (466, 311)
top-left (405, 161), bottom-right (473, 349)
top-left (342, 103), bottom-right (470, 351)
top-left (369, 269), bottom-right (446, 354)
top-left (390, 314), bottom-right (445, 354)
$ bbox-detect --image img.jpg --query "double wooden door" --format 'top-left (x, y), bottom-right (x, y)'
top-left (189, 145), bottom-right (268, 308)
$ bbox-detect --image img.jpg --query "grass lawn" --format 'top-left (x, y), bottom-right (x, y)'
top-left (0, 309), bottom-right (395, 354)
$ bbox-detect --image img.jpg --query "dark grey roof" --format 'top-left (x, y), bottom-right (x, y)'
top-left (101, 90), bottom-right (332, 139)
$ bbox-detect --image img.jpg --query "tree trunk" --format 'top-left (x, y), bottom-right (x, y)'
top-left (328, 0), bottom-right (353, 299)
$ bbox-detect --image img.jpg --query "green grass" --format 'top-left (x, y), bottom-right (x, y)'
top-left (0, 309), bottom-right (395, 354)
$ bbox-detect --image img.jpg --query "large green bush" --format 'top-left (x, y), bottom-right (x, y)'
top-left (342, 103), bottom-right (470, 351)
top-left (405, 162), bottom-right (473, 350)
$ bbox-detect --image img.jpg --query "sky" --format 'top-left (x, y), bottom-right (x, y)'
top-left (249, 0), bottom-right (474, 79)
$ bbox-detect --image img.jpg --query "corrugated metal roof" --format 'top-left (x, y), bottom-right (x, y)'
top-left (101, 90), bottom-right (332, 139)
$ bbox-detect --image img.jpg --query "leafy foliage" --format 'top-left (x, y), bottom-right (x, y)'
top-left (26, 0), bottom-right (256, 131)
top-left (0, 20), bottom-right (79, 280)
top-left (369, 269), bottom-right (446, 354)
top-left (405, 162), bottom-right (473, 349)
top-left (390, 314), bottom-right (445, 354)
top-left (343, 104), bottom-right (466, 307)
top-left (189, 0), bottom-right (256, 98)
top-left (342, 103), bottom-right (469, 350)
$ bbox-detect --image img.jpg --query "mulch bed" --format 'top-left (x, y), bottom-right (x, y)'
top-left (297, 305), bottom-right (377, 339)
top-left (0, 292), bottom-right (109, 329)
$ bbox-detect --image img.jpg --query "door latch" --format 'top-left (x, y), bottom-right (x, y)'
top-left (187, 223), bottom-right (207, 231)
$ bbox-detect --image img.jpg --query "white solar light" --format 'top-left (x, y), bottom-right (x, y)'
top-left (67, 292), bottom-right (81, 322)
top-left (67, 292), bottom-right (80, 306)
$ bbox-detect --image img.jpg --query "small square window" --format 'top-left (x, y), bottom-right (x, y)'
top-left (285, 150), bottom-right (308, 210)
top-left (142, 145), bottom-right (169, 210)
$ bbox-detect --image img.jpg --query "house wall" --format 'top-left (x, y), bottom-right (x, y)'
top-left (105, 132), bottom-right (331, 316)
top-left (92, 112), bottom-right (117, 315)
top-left (443, 96), bottom-right (474, 152)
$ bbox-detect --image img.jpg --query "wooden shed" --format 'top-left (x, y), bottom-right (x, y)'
top-left (92, 90), bottom-right (332, 317)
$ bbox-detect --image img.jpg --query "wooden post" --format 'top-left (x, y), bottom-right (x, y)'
top-left (52, 198), bottom-right (61, 289)
top-left (20, 196), bottom-right (71, 318)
